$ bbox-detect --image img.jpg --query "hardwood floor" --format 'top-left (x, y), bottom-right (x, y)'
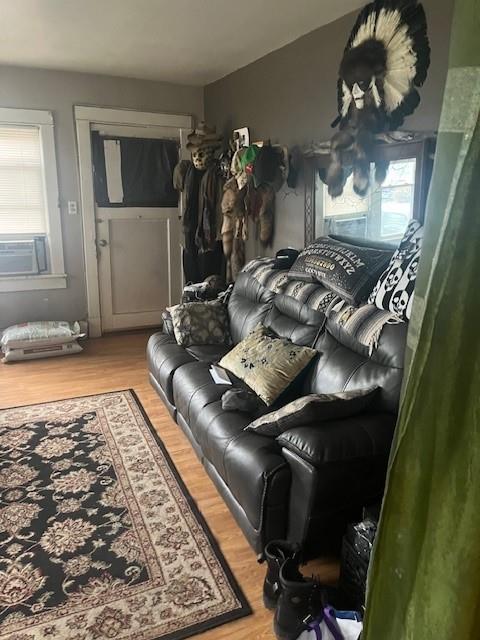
top-left (0, 330), bottom-right (339, 640)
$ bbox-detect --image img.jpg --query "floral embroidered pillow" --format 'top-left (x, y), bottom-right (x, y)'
top-left (219, 325), bottom-right (317, 406)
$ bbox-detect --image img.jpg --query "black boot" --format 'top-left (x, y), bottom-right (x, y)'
top-left (263, 540), bottom-right (301, 610)
top-left (273, 559), bottom-right (326, 640)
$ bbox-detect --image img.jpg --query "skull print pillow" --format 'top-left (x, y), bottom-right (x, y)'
top-left (368, 220), bottom-right (423, 321)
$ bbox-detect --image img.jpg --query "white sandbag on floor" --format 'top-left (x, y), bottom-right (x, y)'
top-left (2, 342), bottom-right (83, 363)
top-left (1, 321), bottom-right (85, 363)
top-left (1, 321), bottom-right (83, 350)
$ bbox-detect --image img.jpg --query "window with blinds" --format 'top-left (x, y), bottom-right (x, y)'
top-left (0, 125), bottom-right (47, 235)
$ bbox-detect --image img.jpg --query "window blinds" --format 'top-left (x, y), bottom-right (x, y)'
top-left (0, 125), bottom-right (47, 234)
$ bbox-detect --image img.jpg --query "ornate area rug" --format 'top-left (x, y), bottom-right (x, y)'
top-left (0, 390), bottom-right (250, 640)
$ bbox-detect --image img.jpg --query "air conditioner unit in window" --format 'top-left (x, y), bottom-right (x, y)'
top-left (0, 238), bottom-right (47, 276)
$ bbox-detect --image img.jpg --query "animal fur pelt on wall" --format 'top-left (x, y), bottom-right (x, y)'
top-left (326, 0), bottom-right (430, 198)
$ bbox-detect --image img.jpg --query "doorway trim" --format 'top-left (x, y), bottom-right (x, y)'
top-left (75, 106), bottom-right (192, 337)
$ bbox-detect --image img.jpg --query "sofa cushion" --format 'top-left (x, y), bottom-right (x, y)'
top-left (281, 280), bottom-right (340, 313)
top-left (219, 325), bottom-right (317, 406)
top-left (227, 272), bottom-right (276, 344)
top-left (263, 293), bottom-right (325, 347)
top-left (147, 333), bottom-right (196, 404)
top-left (171, 300), bottom-right (231, 347)
top-left (304, 319), bottom-right (407, 414)
top-left (327, 302), bottom-right (403, 355)
top-left (172, 360), bottom-right (234, 432)
top-left (289, 237), bottom-right (393, 306)
top-left (170, 359), bottom-right (290, 532)
top-left (277, 413), bottom-right (396, 466)
top-left (192, 400), bottom-right (290, 529)
top-left (185, 344), bottom-right (231, 362)
top-left (241, 257), bottom-right (289, 293)
top-left (245, 387), bottom-right (379, 436)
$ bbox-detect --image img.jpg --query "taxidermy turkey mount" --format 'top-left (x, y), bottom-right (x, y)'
top-left (326, 0), bottom-right (430, 198)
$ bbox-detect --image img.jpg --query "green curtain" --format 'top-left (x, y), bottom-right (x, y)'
top-left (363, 1), bottom-right (480, 639)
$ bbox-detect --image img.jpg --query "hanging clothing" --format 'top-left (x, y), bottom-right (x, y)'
top-left (245, 182), bottom-right (275, 246)
top-left (174, 159), bottom-right (225, 283)
top-left (221, 177), bottom-right (248, 282)
top-left (182, 162), bottom-right (204, 247)
top-left (196, 163), bottom-right (224, 253)
top-left (180, 163), bottom-right (203, 281)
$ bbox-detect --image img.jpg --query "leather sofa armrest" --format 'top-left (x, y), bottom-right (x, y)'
top-left (276, 413), bottom-right (396, 468)
top-left (279, 414), bottom-right (395, 553)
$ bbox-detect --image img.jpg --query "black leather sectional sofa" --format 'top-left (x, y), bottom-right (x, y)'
top-left (147, 264), bottom-right (407, 558)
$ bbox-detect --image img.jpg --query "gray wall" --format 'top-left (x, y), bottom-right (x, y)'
top-left (0, 66), bottom-right (203, 329)
top-left (205, 0), bottom-right (455, 258)
top-left (0, 0), bottom-right (455, 328)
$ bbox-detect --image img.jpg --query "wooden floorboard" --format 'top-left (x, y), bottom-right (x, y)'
top-left (0, 330), bottom-right (339, 639)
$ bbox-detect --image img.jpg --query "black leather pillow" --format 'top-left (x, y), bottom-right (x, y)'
top-left (288, 238), bottom-right (392, 306)
top-left (244, 387), bottom-right (378, 436)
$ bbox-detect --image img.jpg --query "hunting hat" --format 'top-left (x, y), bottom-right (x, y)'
top-left (186, 121), bottom-right (223, 150)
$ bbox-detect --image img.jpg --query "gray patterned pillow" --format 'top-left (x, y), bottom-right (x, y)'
top-left (245, 387), bottom-right (379, 436)
top-left (171, 301), bottom-right (231, 347)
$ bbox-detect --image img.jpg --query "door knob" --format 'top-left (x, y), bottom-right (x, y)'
top-left (98, 239), bottom-right (108, 247)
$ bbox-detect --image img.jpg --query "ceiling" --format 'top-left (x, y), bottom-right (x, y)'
top-left (0, 0), bottom-right (364, 86)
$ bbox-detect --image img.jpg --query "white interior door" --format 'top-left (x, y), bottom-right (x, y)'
top-left (96, 207), bottom-right (181, 331)
top-left (93, 124), bottom-right (182, 332)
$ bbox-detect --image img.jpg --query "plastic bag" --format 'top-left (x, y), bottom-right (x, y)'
top-left (297, 607), bottom-right (363, 640)
top-left (338, 516), bottom-right (378, 611)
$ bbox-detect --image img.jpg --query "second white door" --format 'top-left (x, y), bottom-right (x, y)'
top-left (96, 206), bottom-right (181, 331)
top-left (93, 124), bottom-right (182, 331)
